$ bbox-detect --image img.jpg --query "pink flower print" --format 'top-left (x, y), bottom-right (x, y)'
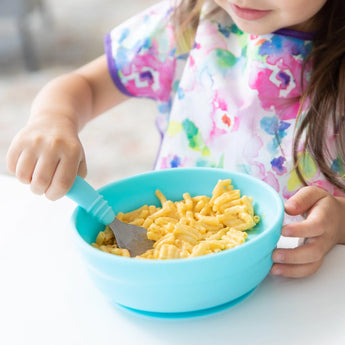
top-left (209, 92), bottom-right (239, 142)
top-left (248, 57), bottom-right (308, 121)
top-left (189, 54), bottom-right (196, 68)
top-left (121, 43), bottom-right (176, 102)
top-left (309, 179), bottom-right (345, 197)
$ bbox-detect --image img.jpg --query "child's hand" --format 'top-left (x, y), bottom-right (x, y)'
top-left (270, 186), bottom-right (345, 278)
top-left (6, 115), bottom-right (87, 201)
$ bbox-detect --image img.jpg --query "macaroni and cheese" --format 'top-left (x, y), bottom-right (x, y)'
top-left (92, 179), bottom-right (260, 259)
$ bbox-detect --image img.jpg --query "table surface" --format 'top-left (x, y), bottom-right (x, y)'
top-left (1, 174), bottom-right (344, 345)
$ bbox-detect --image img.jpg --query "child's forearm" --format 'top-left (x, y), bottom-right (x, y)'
top-left (29, 55), bottom-right (129, 131)
top-left (29, 73), bottom-right (94, 132)
top-left (7, 55), bottom-right (128, 200)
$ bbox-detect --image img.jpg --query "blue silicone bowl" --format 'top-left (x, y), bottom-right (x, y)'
top-left (71, 168), bottom-right (284, 315)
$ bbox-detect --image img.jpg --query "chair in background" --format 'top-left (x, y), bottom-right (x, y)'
top-left (0, 0), bottom-right (49, 71)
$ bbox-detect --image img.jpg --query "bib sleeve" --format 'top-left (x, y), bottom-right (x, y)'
top-left (104, 0), bottom-right (178, 102)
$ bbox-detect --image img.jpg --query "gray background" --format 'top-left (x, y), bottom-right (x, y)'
top-left (0, 0), bottom-right (160, 188)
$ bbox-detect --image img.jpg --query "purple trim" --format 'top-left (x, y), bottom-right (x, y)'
top-left (104, 33), bottom-right (134, 98)
top-left (274, 28), bottom-right (315, 41)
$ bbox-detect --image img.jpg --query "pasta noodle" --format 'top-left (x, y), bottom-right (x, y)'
top-left (91, 179), bottom-right (260, 259)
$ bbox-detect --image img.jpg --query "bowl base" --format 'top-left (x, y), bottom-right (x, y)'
top-left (115, 287), bottom-right (256, 319)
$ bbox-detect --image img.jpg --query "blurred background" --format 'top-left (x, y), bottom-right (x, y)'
top-left (0, 0), bottom-right (160, 188)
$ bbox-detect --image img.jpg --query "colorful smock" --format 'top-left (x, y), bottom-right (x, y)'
top-left (105, 0), bottom-right (344, 221)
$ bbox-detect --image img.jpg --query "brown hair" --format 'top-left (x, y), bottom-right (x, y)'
top-left (172, 0), bottom-right (205, 52)
top-left (172, 0), bottom-right (345, 192)
top-left (294, 0), bottom-right (345, 191)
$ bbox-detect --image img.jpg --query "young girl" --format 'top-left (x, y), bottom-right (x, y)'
top-left (6, 0), bottom-right (345, 278)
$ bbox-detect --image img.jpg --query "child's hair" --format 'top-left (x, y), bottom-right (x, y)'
top-left (172, 0), bottom-right (205, 53)
top-left (294, 0), bottom-right (345, 191)
top-left (172, 0), bottom-right (345, 192)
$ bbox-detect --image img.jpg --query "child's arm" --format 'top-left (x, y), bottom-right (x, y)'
top-left (6, 55), bottom-right (129, 200)
top-left (270, 186), bottom-right (345, 278)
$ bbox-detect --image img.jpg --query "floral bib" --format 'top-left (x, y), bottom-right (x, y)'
top-left (105, 0), bottom-right (344, 222)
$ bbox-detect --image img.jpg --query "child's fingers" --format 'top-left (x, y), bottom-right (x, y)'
top-left (270, 260), bottom-right (323, 278)
top-left (45, 156), bottom-right (83, 201)
top-left (283, 193), bottom-right (331, 239)
top-left (77, 155), bottom-right (87, 178)
top-left (281, 217), bottom-right (325, 238)
top-left (284, 186), bottom-right (328, 216)
top-left (30, 154), bottom-right (60, 195)
top-left (6, 141), bottom-right (22, 175)
top-left (271, 235), bottom-right (334, 278)
top-left (272, 238), bottom-right (326, 265)
top-left (15, 151), bottom-right (38, 184)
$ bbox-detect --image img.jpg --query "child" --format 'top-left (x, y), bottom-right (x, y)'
top-left (6, 0), bottom-right (345, 277)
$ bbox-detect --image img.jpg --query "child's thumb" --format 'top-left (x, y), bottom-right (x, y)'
top-left (284, 186), bottom-right (327, 216)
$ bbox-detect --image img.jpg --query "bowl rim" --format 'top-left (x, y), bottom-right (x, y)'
top-left (71, 167), bottom-right (284, 266)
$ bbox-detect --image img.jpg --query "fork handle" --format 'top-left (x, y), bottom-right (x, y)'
top-left (66, 175), bottom-right (115, 225)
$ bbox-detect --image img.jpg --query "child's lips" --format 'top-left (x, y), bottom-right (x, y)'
top-left (231, 4), bottom-right (272, 20)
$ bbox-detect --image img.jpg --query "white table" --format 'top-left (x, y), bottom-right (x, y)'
top-left (1, 174), bottom-right (344, 345)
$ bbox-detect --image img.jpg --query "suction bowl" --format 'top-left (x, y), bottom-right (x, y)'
top-left (71, 168), bottom-right (284, 314)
